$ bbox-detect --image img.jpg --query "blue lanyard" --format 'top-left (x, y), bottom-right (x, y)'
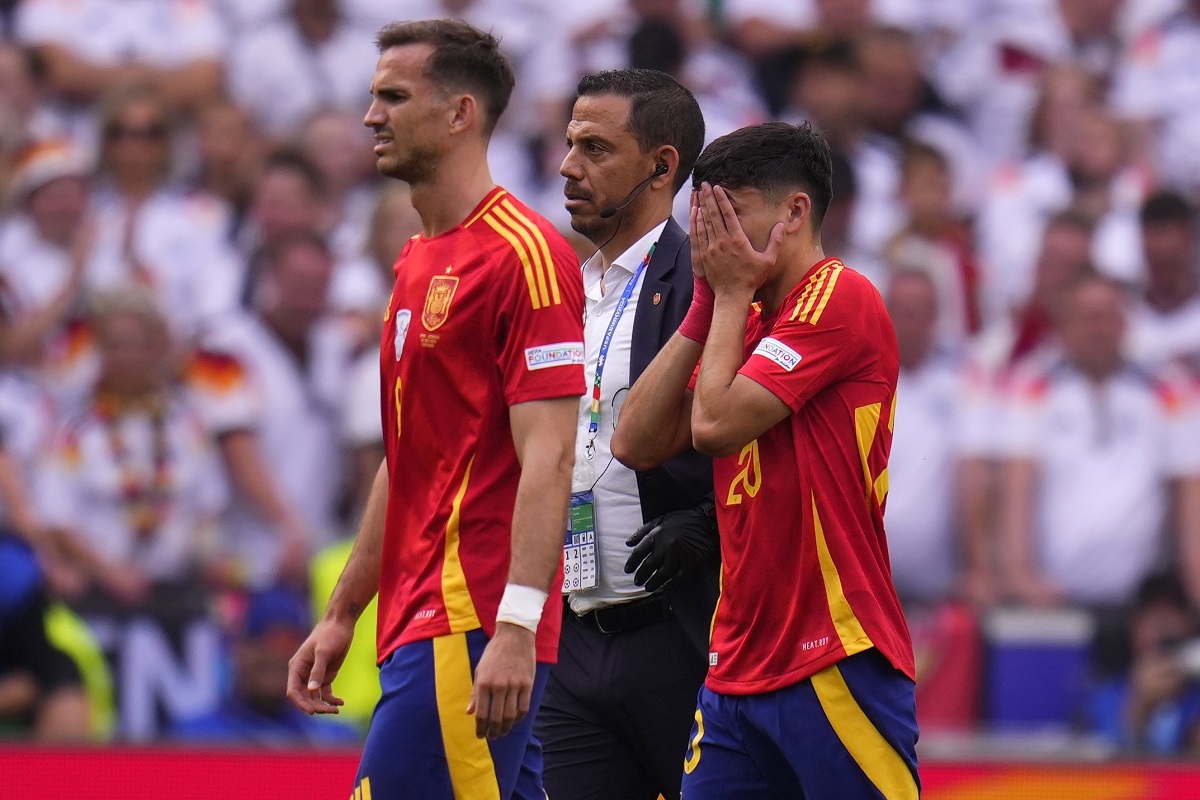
top-left (586, 244), bottom-right (656, 458)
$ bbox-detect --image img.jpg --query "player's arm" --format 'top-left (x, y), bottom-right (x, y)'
top-left (610, 332), bottom-right (701, 470)
top-left (469, 395), bottom-right (576, 740)
top-left (689, 183), bottom-right (791, 456)
top-left (287, 458), bottom-right (387, 715)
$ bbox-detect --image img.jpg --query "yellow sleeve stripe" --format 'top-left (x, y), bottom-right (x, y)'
top-left (482, 213), bottom-right (542, 310)
top-left (804, 263), bottom-right (843, 325)
top-left (500, 199), bottom-right (561, 305)
top-left (491, 204), bottom-right (551, 308)
top-left (464, 189), bottom-right (507, 228)
top-left (790, 261), bottom-right (845, 325)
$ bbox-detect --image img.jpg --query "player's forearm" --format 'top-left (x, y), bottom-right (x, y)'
top-left (610, 332), bottom-right (702, 470)
top-left (323, 460), bottom-right (387, 624)
top-left (508, 424), bottom-right (574, 592)
top-left (691, 289), bottom-right (755, 456)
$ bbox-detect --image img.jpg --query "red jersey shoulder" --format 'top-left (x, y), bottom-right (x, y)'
top-left (783, 258), bottom-right (875, 327)
top-left (465, 189), bottom-right (580, 312)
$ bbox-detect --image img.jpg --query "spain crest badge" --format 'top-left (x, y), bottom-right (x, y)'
top-left (422, 275), bottom-right (459, 331)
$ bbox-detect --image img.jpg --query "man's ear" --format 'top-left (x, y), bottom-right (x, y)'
top-left (650, 146), bottom-right (681, 191)
top-left (783, 191), bottom-right (813, 234)
top-left (447, 94), bottom-right (478, 135)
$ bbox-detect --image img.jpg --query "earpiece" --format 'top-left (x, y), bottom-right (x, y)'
top-left (654, 162), bottom-right (668, 176)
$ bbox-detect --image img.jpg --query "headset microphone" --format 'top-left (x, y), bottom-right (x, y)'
top-left (598, 162), bottom-right (669, 219)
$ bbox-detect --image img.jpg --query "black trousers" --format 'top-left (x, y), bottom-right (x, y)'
top-left (535, 604), bottom-right (709, 800)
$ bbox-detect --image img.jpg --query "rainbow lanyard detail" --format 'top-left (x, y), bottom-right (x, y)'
top-left (585, 242), bottom-right (656, 460)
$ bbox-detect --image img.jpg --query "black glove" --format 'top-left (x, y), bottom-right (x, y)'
top-left (624, 502), bottom-right (718, 592)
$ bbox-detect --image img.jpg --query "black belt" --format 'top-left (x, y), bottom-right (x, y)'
top-left (575, 593), bottom-right (673, 634)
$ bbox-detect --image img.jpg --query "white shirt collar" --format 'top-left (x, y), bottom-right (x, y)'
top-left (582, 219), bottom-right (669, 295)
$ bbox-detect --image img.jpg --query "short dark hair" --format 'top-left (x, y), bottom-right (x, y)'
top-left (576, 69), bottom-right (705, 193)
top-left (376, 19), bottom-right (515, 136)
top-left (900, 140), bottom-right (949, 178)
top-left (1045, 207), bottom-right (1096, 238)
top-left (692, 121), bottom-right (834, 227)
top-left (260, 149), bottom-right (326, 198)
top-left (1141, 189), bottom-right (1195, 226)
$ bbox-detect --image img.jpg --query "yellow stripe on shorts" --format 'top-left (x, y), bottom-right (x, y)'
top-left (810, 663), bottom-right (918, 800)
top-left (433, 633), bottom-right (502, 800)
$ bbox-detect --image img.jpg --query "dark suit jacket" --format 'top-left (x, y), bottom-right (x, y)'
top-left (626, 216), bottom-right (719, 654)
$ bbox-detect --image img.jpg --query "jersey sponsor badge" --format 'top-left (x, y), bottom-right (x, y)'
top-left (422, 275), bottom-right (459, 331)
top-left (525, 342), bottom-right (585, 371)
top-left (393, 309), bottom-right (412, 361)
top-left (753, 337), bottom-right (802, 371)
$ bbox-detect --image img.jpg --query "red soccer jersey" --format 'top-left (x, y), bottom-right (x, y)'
top-left (705, 257), bottom-right (915, 694)
top-left (376, 187), bottom-right (586, 665)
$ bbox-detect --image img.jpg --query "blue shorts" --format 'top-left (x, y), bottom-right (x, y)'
top-left (681, 648), bottom-right (920, 800)
top-left (352, 629), bottom-right (550, 800)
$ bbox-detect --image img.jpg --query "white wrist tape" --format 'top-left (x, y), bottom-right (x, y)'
top-left (495, 583), bottom-right (548, 634)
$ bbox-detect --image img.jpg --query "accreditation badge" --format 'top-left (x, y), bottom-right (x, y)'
top-left (563, 490), bottom-right (598, 593)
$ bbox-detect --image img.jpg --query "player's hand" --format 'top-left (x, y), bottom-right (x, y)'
top-left (287, 616), bottom-right (352, 715)
top-left (691, 182), bottom-right (783, 297)
top-left (468, 622), bottom-right (535, 740)
top-left (625, 504), bottom-right (719, 592)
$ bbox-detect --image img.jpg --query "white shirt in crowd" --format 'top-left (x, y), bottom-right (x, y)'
top-left (34, 394), bottom-right (227, 581)
top-left (568, 220), bottom-right (665, 615)
top-left (886, 348), bottom-right (995, 601)
top-left (189, 312), bottom-right (353, 587)
top-left (1127, 296), bottom-right (1200, 369)
top-left (227, 17), bottom-right (381, 138)
top-left (15, 0), bottom-right (225, 68)
top-left (998, 359), bottom-right (1200, 604)
top-left (0, 215), bottom-right (101, 411)
top-left (87, 186), bottom-right (242, 340)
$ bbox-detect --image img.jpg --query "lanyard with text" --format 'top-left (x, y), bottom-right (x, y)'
top-left (585, 242), bottom-right (656, 461)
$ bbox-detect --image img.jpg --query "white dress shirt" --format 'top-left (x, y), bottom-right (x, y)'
top-left (568, 221), bottom-right (666, 614)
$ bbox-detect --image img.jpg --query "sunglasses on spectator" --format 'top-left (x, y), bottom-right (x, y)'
top-left (105, 123), bottom-right (169, 142)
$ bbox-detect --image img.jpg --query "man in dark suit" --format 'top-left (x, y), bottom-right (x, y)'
top-left (534, 69), bottom-right (716, 800)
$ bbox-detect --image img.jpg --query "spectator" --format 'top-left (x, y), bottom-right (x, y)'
top-left (173, 588), bottom-right (359, 745)
top-left (0, 535), bottom-right (98, 741)
top-left (858, 26), bottom-right (983, 216)
top-left (239, 149), bottom-right (383, 320)
top-left (978, 101), bottom-right (1148, 311)
top-left (189, 232), bottom-right (354, 589)
top-left (0, 42), bottom-right (67, 201)
top-left (884, 269), bottom-right (996, 607)
top-left (932, 0), bottom-right (1127, 167)
top-left (341, 184), bottom-right (420, 513)
top-left (974, 209), bottom-right (1095, 372)
top-left (86, 82), bottom-right (242, 343)
top-left (885, 141), bottom-right (984, 343)
top-left (1127, 190), bottom-right (1200, 369)
top-left (298, 109), bottom-right (380, 261)
top-left (1089, 572), bottom-right (1200, 756)
top-left (13, 0), bottom-right (225, 118)
top-left (226, 0), bottom-right (380, 138)
top-left (0, 141), bottom-right (94, 377)
top-left (996, 275), bottom-right (1200, 610)
top-left (189, 100), bottom-right (264, 235)
top-left (1111, 0), bottom-right (1200, 192)
top-left (33, 288), bottom-right (228, 610)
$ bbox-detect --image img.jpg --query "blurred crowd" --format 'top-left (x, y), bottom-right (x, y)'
top-left (1, 0), bottom-right (1200, 757)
